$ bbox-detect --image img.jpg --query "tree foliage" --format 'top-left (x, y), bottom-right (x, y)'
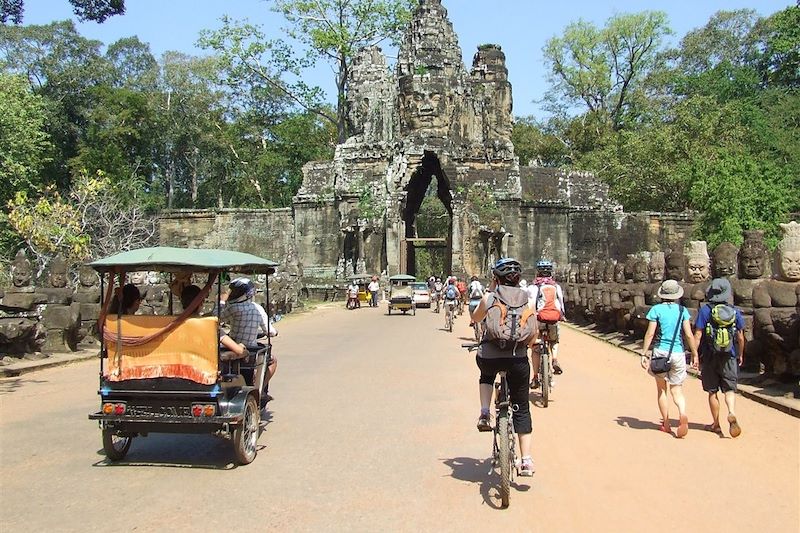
top-left (1, 0), bottom-right (125, 25)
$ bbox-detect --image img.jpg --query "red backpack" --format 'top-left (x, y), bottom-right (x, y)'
top-left (536, 283), bottom-right (561, 322)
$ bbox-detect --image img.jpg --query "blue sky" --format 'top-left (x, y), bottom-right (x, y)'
top-left (22, 0), bottom-right (793, 117)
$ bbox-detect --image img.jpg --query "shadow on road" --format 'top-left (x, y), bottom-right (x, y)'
top-left (615, 415), bottom-right (713, 436)
top-left (0, 376), bottom-right (49, 395)
top-left (442, 456), bottom-right (531, 510)
top-left (92, 410), bottom-right (276, 470)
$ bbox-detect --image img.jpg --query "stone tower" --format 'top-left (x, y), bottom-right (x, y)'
top-left (292, 0), bottom-right (618, 281)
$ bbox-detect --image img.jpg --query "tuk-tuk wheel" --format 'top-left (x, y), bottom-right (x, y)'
top-left (233, 395), bottom-right (259, 465)
top-left (102, 429), bottom-right (132, 461)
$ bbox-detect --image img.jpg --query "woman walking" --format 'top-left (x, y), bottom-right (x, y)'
top-left (641, 279), bottom-right (699, 438)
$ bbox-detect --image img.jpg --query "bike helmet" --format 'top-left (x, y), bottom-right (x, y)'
top-left (492, 258), bottom-right (522, 286)
top-left (536, 259), bottom-right (553, 276)
top-left (228, 277), bottom-right (256, 301)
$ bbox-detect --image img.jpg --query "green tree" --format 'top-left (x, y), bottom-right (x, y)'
top-left (200, 0), bottom-right (414, 143)
top-left (0, 72), bottom-right (53, 253)
top-left (755, 5), bottom-right (800, 87)
top-left (686, 148), bottom-right (797, 248)
top-left (1, 0), bottom-right (125, 24)
top-left (542, 11), bottom-right (671, 131)
top-left (511, 116), bottom-right (570, 167)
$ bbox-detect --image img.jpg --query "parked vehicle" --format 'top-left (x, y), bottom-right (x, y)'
top-left (87, 247), bottom-right (278, 465)
top-left (411, 282), bottom-right (431, 308)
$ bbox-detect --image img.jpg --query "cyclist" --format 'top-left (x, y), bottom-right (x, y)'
top-left (442, 278), bottom-right (460, 327)
top-left (527, 260), bottom-right (565, 389)
top-left (469, 258), bottom-right (535, 476)
top-left (468, 276), bottom-right (484, 318)
top-left (456, 277), bottom-right (468, 312)
top-left (433, 277), bottom-right (443, 312)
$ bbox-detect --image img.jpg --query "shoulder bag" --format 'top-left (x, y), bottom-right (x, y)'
top-left (650, 305), bottom-right (683, 374)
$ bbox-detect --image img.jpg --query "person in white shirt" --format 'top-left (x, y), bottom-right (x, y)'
top-left (367, 277), bottom-right (380, 307)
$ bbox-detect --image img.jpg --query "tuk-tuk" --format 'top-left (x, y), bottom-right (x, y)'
top-left (87, 247), bottom-right (278, 465)
top-left (345, 275), bottom-right (370, 309)
top-left (387, 274), bottom-right (416, 315)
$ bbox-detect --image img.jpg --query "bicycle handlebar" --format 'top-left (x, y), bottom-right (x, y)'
top-left (462, 342), bottom-right (480, 350)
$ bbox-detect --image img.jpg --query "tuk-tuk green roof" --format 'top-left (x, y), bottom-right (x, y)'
top-left (89, 247), bottom-right (279, 274)
top-left (389, 274), bottom-right (416, 281)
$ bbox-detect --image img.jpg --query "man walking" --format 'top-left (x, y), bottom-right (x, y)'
top-left (693, 278), bottom-right (745, 437)
top-left (368, 276), bottom-right (380, 307)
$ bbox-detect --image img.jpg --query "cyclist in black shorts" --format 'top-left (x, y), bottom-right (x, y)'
top-left (469, 258), bottom-right (535, 476)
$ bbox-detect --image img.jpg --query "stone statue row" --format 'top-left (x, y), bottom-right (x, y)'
top-left (561, 222), bottom-right (800, 379)
top-left (0, 252), bottom-right (304, 360)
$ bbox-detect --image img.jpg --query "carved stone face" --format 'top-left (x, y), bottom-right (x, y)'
top-left (129, 271), bottom-right (146, 285)
top-left (49, 268), bottom-right (67, 288)
top-left (738, 248), bottom-right (767, 279)
top-left (78, 266), bottom-right (97, 288)
top-left (577, 264), bottom-right (589, 283)
top-left (686, 259), bottom-right (710, 284)
top-left (603, 262), bottom-right (615, 283)
top-left (614, 263), bottom-right (625, 283)
top-left (712, 243), bottom-right (738, 278)
top-left (632, 260), bottom-right (649, 283)
top-left (665, 254), bottom-right (685, 281)
top-left (649, 263), bottom-right (665, 282)
top-left (12, 261), bottom-right (32, 288)
top-left (778, 250), bottom-right (800, 281)
top-left (399, 75), bottom-right (448, 135)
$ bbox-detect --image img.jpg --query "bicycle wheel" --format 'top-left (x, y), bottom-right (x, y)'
top-left (473, 322), bottom-right (481, 341)
top-left (447, 310), bottom-right (453, 332)
top-left (497, 406), bottom-right (511, 508)
top-left (541, 349), bottom-right (550, 408)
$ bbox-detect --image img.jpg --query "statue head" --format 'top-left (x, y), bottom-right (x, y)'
top-left (613, 262), bottom-right (626, 283)
top-left (568, 264), bottom-right (578, 283)
top-left (129, 271), bottom-right (146, 285)
top-left (48, 255), bottom-right (68, 288)
top-left (711, 242), bottom-right (738, 278)
top-left (623, 255), bottom-right (637, 282)
top-left (685, 241), bottom-right (711, 283)
top-left (78, 265), bottom-right (98, 288)
top-left (649, 252), bottom-right (665, 282)
top-left (603, 260), bottom-right (616, 283)
top-left (632, 259), bottom-right (649, 283)
top-left (11, 249), bottom-right (32, 288)
top-left (665, 251), bottom-right (685, 281)
top-left (738, 230), bottom-right (768, 279)
top-left (776, 221), bottom-right (800, 282)
top-left (398, 74), bottom-right (449, 136)
top-left (577, 263), bottom-right (589, 283)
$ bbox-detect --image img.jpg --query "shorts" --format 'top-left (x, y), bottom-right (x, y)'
top-left (538, 321), bottom-right (560, 343)
top-left (647, 348), bottom-right (687, 385)
top-left (701, 353), bottom-right (738, 393)
top-left (468, 298), bottom-right (481, 314)
top-left (475, 356), bottom-right (532, 434)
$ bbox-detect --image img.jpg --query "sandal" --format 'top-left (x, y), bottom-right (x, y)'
top-left (659, 421), bottom-right (671, 434)
top-left (728, 414), bottom-right (742, 438)
top-left (676, 415), bottom-right (689, 438)
top-left (553, 362), bottom-right (563, 375)
top-left (705, 424), bottom-right (722, 435)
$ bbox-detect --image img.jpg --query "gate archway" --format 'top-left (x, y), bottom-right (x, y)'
top-left (401, 151), bottom-right (452, 278)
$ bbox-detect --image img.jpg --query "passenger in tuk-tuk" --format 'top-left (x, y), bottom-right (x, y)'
top-left (109, 283), bottom-right (142, 314)
top-left (218, 278), bottom-right (278, 397)
top-left (181, 284), bottom-right (247, 357)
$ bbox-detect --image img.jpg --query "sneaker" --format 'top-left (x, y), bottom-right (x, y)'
top-left (476, 414), bottom-right (492, 432)
top-left (553, 361), bottom-right (563, 375)
top-left (519, 458), bottom-right (534, 477)
top-left (530, 377), bottom-right (540, 390)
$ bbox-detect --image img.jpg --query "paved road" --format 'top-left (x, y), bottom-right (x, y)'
top-left (1, 303), bottom-right (798, 532)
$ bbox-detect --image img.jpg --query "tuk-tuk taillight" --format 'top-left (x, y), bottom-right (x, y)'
top-left (103, 402), bottom-right (126, 415)
top-left (192, 403), bottom-right (216, 417)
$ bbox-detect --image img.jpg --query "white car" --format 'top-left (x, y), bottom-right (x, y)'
top-left (411, 282), bottom-right (431, 307)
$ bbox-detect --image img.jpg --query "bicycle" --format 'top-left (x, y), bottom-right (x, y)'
top-left (534, 324), bottom-right (555, 407)
top-left (463, 342), bottom-right (518, 508)
top-left (444, 300), bottom-right (455, 332)
top-left (431, 292), bottom-right (440, 313)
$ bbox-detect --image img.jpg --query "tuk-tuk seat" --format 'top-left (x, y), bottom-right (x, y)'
top-left (104, 315), bottom-right (219, 384)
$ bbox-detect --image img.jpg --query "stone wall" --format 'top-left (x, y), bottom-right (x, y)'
top-left (159, 209), bottom-right (294, 265)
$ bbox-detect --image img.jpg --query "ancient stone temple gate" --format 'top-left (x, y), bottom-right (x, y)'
top-left (160, 0), bottom-right (696, 282)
